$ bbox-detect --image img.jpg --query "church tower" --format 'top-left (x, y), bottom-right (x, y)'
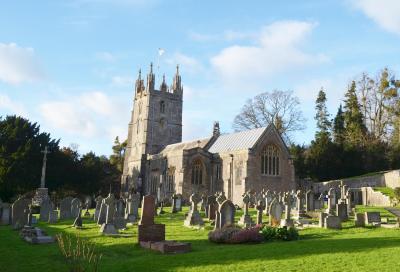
top-left (121, 64), bottom-right (183, 193)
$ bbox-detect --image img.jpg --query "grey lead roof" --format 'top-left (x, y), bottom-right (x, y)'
top-left (207, 126), bottom-right (267, 154)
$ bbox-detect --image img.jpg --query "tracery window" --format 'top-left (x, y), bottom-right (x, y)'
top-left (191, 159), bottom-right (203, 185)
top-left (160, 101), bottom-right (165, 114)
top-left (261, 145), bottom-right (280, 176)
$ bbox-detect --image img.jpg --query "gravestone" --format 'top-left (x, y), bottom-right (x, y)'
top-left (295, 190), bottom-right (306, 219)
top-left (99, 193), bottom-right (118, 235)
top-left (305, 190), bottom-right (314, 211)
top-left (345, 189), bottom-right (353, 215)
top-left (11, 197), bottom-right (30, 229)
top-left (263, 190), bottom-right (272, 215)
top-left (355, 213), bottom-right (365, 227)
top-left (269, 198), bottom-right (283, 226)
top-left (73, 208), bottom-right (83, 228)
top-left (326, 188), bottom-right (336, 215)
top-left (114, 199), bottom-right (127, 230)
top-left (365, 212), bottom-right (381, 226)
top-left (97, 201), bottom-right (107, 225)
top-left (324, 215), bottom-right (342, 229)
top-left (48, 210), bottom-right (58, 223)
top-left (319, 212), bottom-right (328, 228)
top-left (238, 192), bottom-right (254, 227)
top-left (125, 192), bottom-right (140, 222)
top-left (207, 195), bottom-right (218, 221)
top-left (1, 203), bottom-right (11, 225)
top-left (39, 198), bottom-right (53, 222)
top-left (336, 202), bottom-right (348, 221)
top-left (184, 193), bottom-right (204, 227)
top-left (172, 194), bottom-right (182, 213)
top-left (138, 195), bottom-right (165, 242)
top-left (255, 200), bottom-right (265, 225)
top-left (281, 192), bottom-right (294, 228)
top-left (201, 194), bottom-right (207, 212)
top-left (94, 196), bottom-right (103, 222)
top-left (59, 197), bottom-right (74, 220)
top-left (215, 200), bottom-right (235, 229)
top-left (315, 193), bottom-right (324, 210)
top-left (71, 198), bottom-right (82, 218)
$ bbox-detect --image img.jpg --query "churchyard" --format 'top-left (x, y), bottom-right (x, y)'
top-left (1, 189), bottom-right (400, 272)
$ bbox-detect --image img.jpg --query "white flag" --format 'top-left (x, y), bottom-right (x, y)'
top-left (158, 48), bottom-right (165, 56)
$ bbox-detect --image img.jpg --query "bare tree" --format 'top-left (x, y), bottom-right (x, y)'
top-left (232, 90), bottom-right (306, 141)
top-left (356, 68), bottom-right (400, 142)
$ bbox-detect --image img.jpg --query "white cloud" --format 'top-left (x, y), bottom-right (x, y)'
top-left (166, 52), bottom-right (203, 74)
top-left (95, 51), bottom-right (116, 62)
top-left (210, 21), bottom-right (328, 88)
top-left (0, 43), bottom-right (45, 85)
top-left (0, 94), bottom-right (27, 117)
top-left (111, 75), bottom-right (134, 86)
top-left (39, 91), bottom-right (128, 139)
top-left (351, 0), bottom-right (400, 35)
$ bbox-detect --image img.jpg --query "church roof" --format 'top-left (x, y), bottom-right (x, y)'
top-left (207, 126), bottom-right (267, 153)
top-left (159, 137), bottom-right (212, 154)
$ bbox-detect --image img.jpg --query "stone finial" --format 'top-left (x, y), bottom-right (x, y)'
top-left (213, 121), bottom-right (220, 137)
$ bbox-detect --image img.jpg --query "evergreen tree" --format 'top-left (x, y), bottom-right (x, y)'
top-left (314, 88), bottom-right (331, 138)
top-left (333, 104), bottom-right (345, 145)
top-left (343, 81), bottom-right (367, 146)
top-left (109, 136), bottom-right (127, 172)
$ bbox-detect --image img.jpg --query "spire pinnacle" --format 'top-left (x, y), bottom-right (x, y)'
top-left (150, 62), bottom-right (153, 73)
top-left (176, 64), bottom-right (179, 75)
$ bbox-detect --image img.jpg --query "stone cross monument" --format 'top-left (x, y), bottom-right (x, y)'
top-left (33, 146), bottom-right (50, 205)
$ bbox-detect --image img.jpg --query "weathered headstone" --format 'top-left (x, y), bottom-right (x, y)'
top-left (295, 190), bottom-right (306, 219)
top-left (39, 198), bottom-right (53, 222)
top-left (238, 192), bottom-right (254, 227)
top-left (71, 198), bottom-right (82, 218)
top-left (138, 195), bottom-right (165, 242)
top-left (326, 188), bottom-right (336, 215)
top-left (281, 192), bottom-right (294, 227)
top-left (114, 199), bottom-right (127, 230)
top-left (73, 208), bottom-right (83, 228)
top-left (207, 195), bottom-right (218, 221)
top-left (184, 193), bottom-right (204, 227)
top-left (200, 193), bottom-right (207, 212)
top-left (336, 202), bottom-right (348, 221)
top-left (11, 197), bottom-right (30, 229)
top-left (355, 212), bottom-right (365, 227)
top-left (99, 193), bottom-right (118, 235)
top-left (263, 190), bottom-right (272, 215)
top-left (59, 197), bottom-right (74, 220)
top-left (0, 203), bottom-right (11, 225)
top-left (172, 193), bottom-right (182, 213)
top-left (324, 215), bottom-right (342, 229)
top-left (216, 192), bottom-right (226, 205)
top-left (269, 198), bottom-right (283, 227)
top-left (365, 212), bottom-right (381, 226)
top-left (48, 210), bottom-right (58, 223)
top-left (305, 190), bottom-right (314, 211)
top-left (94, 196), bottom-right (103, 222)
top-left (97, 201), bottom-right (107, 225)
top-left (125, 192), bottom-right (140, 222)
top-left (215, 200), bottom-right (235, 229)
top-left (255, 200), bottom-right (265, 225)
top-left (319, 212), bottom-right (328, 228)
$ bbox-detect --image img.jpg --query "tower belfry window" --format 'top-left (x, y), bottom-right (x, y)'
top-left (160, 101), bottom-right (165, 114)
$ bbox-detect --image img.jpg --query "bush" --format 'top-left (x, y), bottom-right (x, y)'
top-left (261, 226), bottom-right (277, 241)
top-left (261, 226), bottom-right (299, 241)
top-left (275, 226), bottom-right (299, 241)
top-left (228, 226), bottom-right (263, 244)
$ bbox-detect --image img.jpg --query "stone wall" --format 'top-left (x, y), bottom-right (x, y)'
top-left (361, 187), bottom-right (392, 206)
top-left (312, 169), bottom-right (400, 193)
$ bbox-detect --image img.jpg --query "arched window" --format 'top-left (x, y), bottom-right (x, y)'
top-left (261, 145), bottom-right (280, 176)
top-left (191, 159), bottom-right (203, 185)
top-left (166, 168), bottom-right (175, 193)
top-left (160, 101), bottom-right (165, 114)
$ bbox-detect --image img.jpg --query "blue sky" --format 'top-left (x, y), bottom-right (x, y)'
top-left (1, 0), bottom-right (400, 155)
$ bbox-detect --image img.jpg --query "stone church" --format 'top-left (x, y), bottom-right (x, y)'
top-left (121, 64), bottom-right (296, 204)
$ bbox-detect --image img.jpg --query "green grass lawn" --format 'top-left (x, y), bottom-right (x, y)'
top-left (1, 207), bottom-right (400, 272)
top-left (373, 187), bottom-right (396, 199)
